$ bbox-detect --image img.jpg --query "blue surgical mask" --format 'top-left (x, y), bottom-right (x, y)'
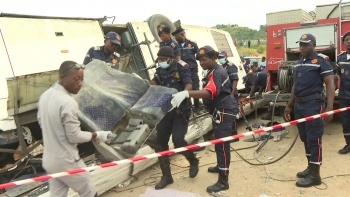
top-left (218, 58), bottom-right (226, 65)
top-left (159, 58), bottom-right (170, 69)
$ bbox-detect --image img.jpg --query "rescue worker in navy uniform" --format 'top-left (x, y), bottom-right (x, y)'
top-left (243, 58), bottom-right (251, 74)
top-left (83, 31), bottom-right (121, 70)
top-left (158, 25), bottom-right (181, 60)
top-left (217, 50), bottom-right (239, 143)
top-left (336, 31), bottom-right (350, 154)
top-left (171, 45), bottom-right (239, 193)
top-left (172, 27), bottom-right (202, 114)
top-left (248, 63), bottom-right (267, 98)
top-left (150, 46), bottom-right (199, 190)
top-left (284, 33), bottom-right (334, 187)
top-left (243, 70), bottom-right (254, 94)
top-left (83, 31), bottom-right (121, 163)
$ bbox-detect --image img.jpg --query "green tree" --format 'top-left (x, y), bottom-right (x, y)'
top-left (214, 24), bottom-right (266, 41)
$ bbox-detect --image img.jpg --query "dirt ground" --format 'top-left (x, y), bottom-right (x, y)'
top-left (101, 108), bottom-right (350, 197)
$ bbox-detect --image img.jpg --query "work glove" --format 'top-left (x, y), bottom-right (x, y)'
top-left (171, 90), bottom-right (189, 108)
top-left (246, 95), bottom-right (251, 99)
top-left (95, 131), bottom-right (112, 143)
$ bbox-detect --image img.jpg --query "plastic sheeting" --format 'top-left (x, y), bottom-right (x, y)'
top-left (73, 60), bottom-right (176, 131)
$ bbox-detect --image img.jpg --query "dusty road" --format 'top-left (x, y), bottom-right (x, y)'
top-left (101, 108), bottom-right (349, 197)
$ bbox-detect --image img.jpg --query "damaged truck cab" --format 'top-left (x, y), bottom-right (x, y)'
top-left (0, 13), bottom-right (254, 196)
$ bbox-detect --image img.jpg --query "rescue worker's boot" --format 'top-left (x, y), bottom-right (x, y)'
top-left (296, 156), bottom-right (310, 178)
top-left (206, 174), bottom-right (229, 193)
top-left (296, 164), bottom-right (321, 187)
top-left (182, 151), bottom-right (199, 178)
top-left (155, 157), bottom-right (173, 190)
top-left (338, 139), bottom-right (350, 154)
top-left (207, 165), bottom-right (219, 173)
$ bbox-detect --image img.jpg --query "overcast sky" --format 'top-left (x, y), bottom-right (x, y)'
top-left (1, 0), bottom-right (342, 30)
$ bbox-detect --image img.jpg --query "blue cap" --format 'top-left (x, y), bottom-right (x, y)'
top-left (158, 25), bottom-right (171, 36)
top-left (105, 31), bottom-right (121, 46)
top-left (218, 50), bottom-right (227, 57)
top-left (196, 45), bottom-right (215, 60)
top-left (342, 31), bottom-right (350, 42)
top-left (157, 46), bottom-right (175, 58)
top-left (296, 33), bottom-right (316, 43)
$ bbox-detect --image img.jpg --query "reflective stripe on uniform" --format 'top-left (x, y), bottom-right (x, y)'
top-left (229, 72), bottom-right (238, 76)
top-left (320, 70), bottom-right (333, 74)
top-left (310, 161), bottom-right (322, 165)
top-left (295, 64), bottom-right (320, 67)
top-left (218, 167), bottom-right (229, 171)
top-left (222, 77), bottom-right (229, 86)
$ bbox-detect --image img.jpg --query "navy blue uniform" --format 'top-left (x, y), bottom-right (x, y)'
top-left (293, 52), bottom-right (333, 164)
top-left (152, 60), bottom-right (192, 150)
top-left (179, 39), bottom-right (200, 111)
top-left (222, 61), bottom-right (239, 99)
top-left (221, 61), bottom-right (239, 136)
top-left (337, 52), bottom-right (350, 144)
top-left (243, 62), bottom-right (250, 74)
top-left (252, 70), bottom-right (267, 90)
top-left (160, 39), bottom-right (180, 57)
top-left (179, 39), bottom-right (200, 91)
top-left (83, 46), bottom-right (120, 70)
top-left (243, 72), bottom-right (254, 93)
top-left (202, 64), bottom-right (238, 177)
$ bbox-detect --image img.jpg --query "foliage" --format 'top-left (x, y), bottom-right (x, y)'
top-left (237, 47), bottom-right (257, 56)
top-left (236, 45), bottom-right (266, 57)
top-left (214, 24), bottom-right (266, 41)
top-left (256, 45), bottom-right (266, 54)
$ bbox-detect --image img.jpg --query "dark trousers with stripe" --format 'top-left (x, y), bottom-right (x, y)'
top-left (339, 99), bottom-right (350, 144)
top-left (294, 100), bottom-right (325, 165)
top-left (212, 109), bottom-right (235, 176)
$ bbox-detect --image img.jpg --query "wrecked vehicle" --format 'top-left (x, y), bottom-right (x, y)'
top-left (0, 13), bottom-right (267, 196)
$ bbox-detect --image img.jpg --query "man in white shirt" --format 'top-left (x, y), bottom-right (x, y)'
top-left (38, 61), bottom-right (111, 197)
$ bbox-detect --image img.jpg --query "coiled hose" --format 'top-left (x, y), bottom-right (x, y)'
top-left (278, 68), bottom-right (288, 92)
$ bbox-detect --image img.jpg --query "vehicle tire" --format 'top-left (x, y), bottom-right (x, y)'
top-left (146, 14), bottom-right (176, 43)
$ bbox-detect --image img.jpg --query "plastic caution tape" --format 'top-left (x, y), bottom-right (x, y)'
top-left (0, 106), bottom-right (349, 190)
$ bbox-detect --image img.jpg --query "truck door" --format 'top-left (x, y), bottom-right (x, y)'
top-left (284, 24), bottom-right (337, 65)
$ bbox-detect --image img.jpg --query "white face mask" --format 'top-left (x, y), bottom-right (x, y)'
top-left (218, 58), bottom-right (226, 64)
top-left (158, 58), bottom-right (170, 69)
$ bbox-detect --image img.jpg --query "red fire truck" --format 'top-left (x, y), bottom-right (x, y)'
top-left (263, 2), bottom-right (350, 115)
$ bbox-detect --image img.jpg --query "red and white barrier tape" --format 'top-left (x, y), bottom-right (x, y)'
top-left (0, 106), bottom-right (349, 190)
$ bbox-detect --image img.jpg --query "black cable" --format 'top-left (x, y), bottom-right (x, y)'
top-left (256, 91), bottom-right (281, 153)
top-left (232, 131), bottom-right (299, 166)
